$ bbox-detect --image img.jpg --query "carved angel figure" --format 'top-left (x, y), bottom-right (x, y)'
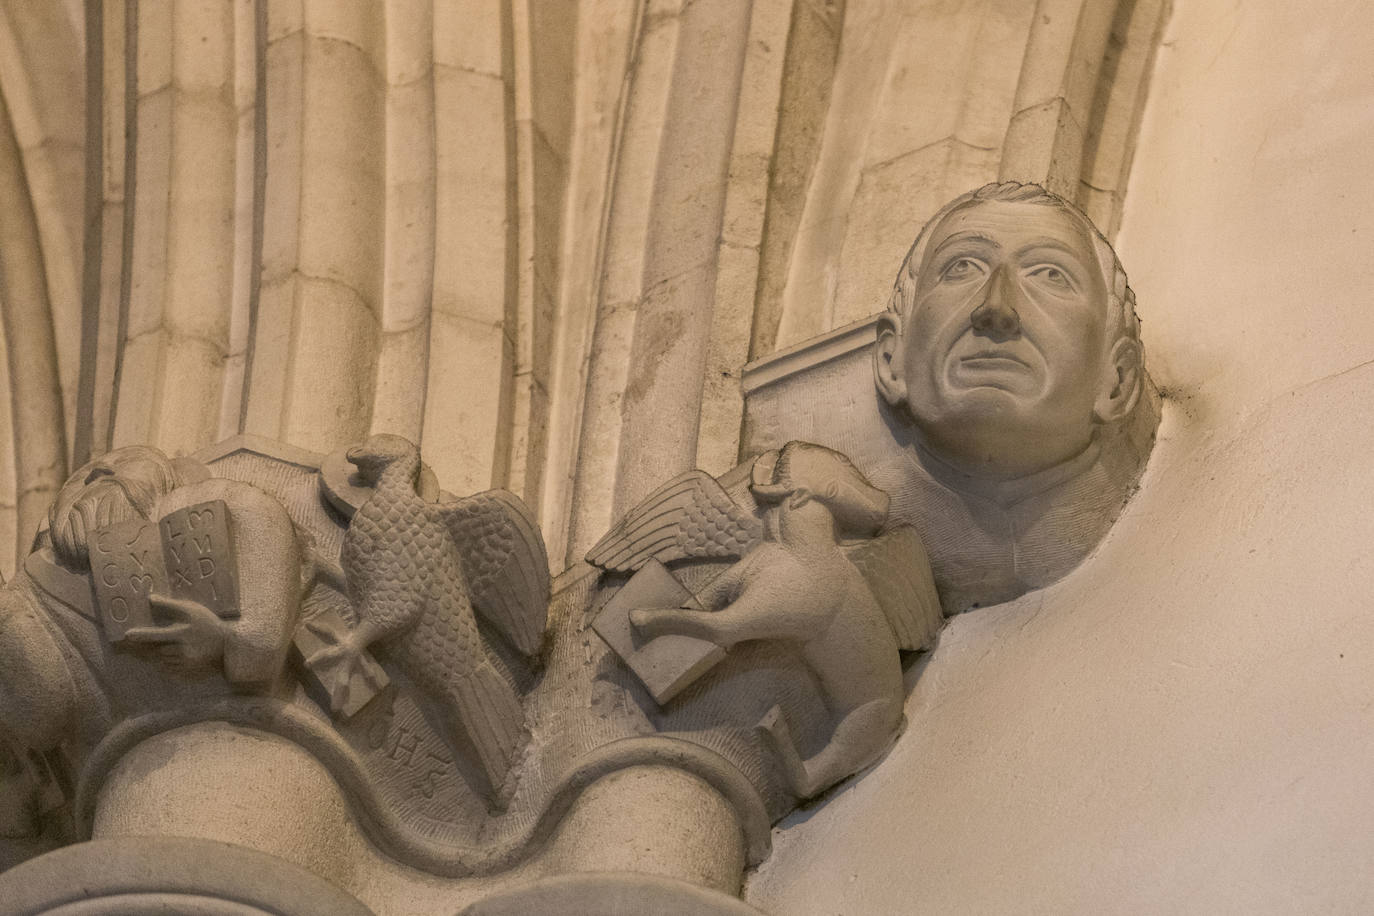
top-left (306, 434), bottom-right (550, 801)
top-left (589, 441), bottom-right (941, 798)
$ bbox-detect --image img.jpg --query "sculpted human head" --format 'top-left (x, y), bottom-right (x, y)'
top-left (874, 182), bottom-right (1143, 479)
top-left (48, 446), bottom-right (185, 569)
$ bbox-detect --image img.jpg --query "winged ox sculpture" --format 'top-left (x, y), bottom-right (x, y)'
top-left (587, 441), bottom-right (942, 797)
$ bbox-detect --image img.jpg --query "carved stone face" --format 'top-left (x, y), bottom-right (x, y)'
top-left (877, 198), bottom-right (1128, 478)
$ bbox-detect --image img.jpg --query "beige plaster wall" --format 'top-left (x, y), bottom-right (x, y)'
top-left (745, 1), bottom-right (1374, 912)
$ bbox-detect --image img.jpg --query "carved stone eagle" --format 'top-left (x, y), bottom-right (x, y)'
top-left (307, 434), bottom-right (550, 801)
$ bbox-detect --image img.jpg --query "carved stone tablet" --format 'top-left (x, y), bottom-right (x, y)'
top-left (592, 560), bottom-right (724, 705)
top-left (88, 518), bottom-right (164, 642)
top-left (159, 500), bottom-right (240, 619)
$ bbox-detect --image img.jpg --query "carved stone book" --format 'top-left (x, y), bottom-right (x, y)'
top-left (295, 602), bottom-right (390, 719)
top-left (88, 518), bottom-right (165, 643)
top-left (90, 500), bottom-right (242, 643)
top-left (592, 559), bottom-right (725, 705)
top-left (159, 500), bottom-right (241, 619)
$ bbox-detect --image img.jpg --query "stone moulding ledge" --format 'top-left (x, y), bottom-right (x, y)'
top-left (740, 313), bottom-right (879, 396)
top-left (191, 431), bottom-right (329, 469)
top-left (73, 697), bottom-right (772, 877)
top-left (0, 835), bottom-right (377, 916)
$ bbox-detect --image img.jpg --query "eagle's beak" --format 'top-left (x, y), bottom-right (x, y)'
top-left (346, 445), bottom-right (362, 465)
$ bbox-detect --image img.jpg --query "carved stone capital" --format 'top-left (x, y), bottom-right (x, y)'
top-left (0, 434), bottom-right (774, 901)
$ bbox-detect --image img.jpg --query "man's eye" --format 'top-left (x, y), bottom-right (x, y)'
top-left (1030, 265), bottom-right (1072, 289)
top-left (941, 258), bottom-right (981, 281)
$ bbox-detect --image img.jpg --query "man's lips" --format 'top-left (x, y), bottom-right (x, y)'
top-left (958, 349), bottom-right (1029, 369)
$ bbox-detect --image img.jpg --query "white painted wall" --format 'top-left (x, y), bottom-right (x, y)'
top-left (746, 1), bottom-right (1374, 911)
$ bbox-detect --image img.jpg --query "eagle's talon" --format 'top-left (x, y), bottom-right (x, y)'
top-left (305, 639), bottom-right (360, 671)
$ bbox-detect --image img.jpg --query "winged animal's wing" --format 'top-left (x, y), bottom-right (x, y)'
top-left (844, 525), bottom-right (943, 652)
top-left (435, 489), bottom-right (550, 657)
top-left (585, 470), bottom-right (763, 574)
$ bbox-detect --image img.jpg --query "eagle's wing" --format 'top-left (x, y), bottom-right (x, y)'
top-left (843, 525), bottom-right (943, 652)
top-left (585, 471), bottom-right (764, 574)
top-left (434, 489), bottom-right (550, 657)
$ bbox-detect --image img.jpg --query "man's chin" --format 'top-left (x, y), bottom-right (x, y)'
top-left (927, 384), bottom-right (1037, 420)
top-left (910, 398), bottom-right (1091, 478)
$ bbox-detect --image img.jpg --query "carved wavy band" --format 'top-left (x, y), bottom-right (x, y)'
top-left (74, 698), bottom-right (772, 876)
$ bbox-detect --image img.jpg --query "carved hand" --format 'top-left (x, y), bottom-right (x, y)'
top-left (125, 595), bottom-right (229, 675)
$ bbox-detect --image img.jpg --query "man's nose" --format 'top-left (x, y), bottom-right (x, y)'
top-left (969, 264), bottom-right (1022, 340)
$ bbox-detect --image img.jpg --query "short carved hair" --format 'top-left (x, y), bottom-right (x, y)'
top-left (885, 182), bottom-right (1141, 349)
top-left (48, 446), bottom-right (182, 569)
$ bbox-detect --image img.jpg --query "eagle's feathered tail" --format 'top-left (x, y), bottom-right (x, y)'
top-left (442, 661), bottom-right (524, 796)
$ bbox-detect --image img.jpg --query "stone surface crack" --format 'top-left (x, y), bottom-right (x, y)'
top-left (124, 324), bottom-right (230, 360)
top-left (1015, 594), bottom-right (1046, 636)
top-left (434, 61), bottom-right (503, 83)
top-left (308, 33), bottom-right (386, 84)
top-left (1205, 0), bottom-right (1244, 73)
top-left (1273, 355), bottom-right (1374, 407)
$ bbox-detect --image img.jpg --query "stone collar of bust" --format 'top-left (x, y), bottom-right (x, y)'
top-left (909, 433), bottom-right (1103, 508)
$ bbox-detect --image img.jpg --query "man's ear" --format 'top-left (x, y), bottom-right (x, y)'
top-left (1093, 337), bottom-right (1143, 424)
top-left (873, 313), bottom-right (908, 408)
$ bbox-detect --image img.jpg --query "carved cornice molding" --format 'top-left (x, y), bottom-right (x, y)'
top-left (741, 314), bottom-right (878, 397)
top-left (0, 836), bottom-right (376, 916)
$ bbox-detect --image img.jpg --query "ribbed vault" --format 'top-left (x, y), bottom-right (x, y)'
top-left (0, 0), bottom-right (1169, 574)
top-left (0, 1), bottom-right (84, 577)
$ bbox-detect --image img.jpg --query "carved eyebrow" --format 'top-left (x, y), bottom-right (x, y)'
top-left (1015, 239), bottom-right (1090, 264)
top-left (929, 231), bottom-right (999, 258)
